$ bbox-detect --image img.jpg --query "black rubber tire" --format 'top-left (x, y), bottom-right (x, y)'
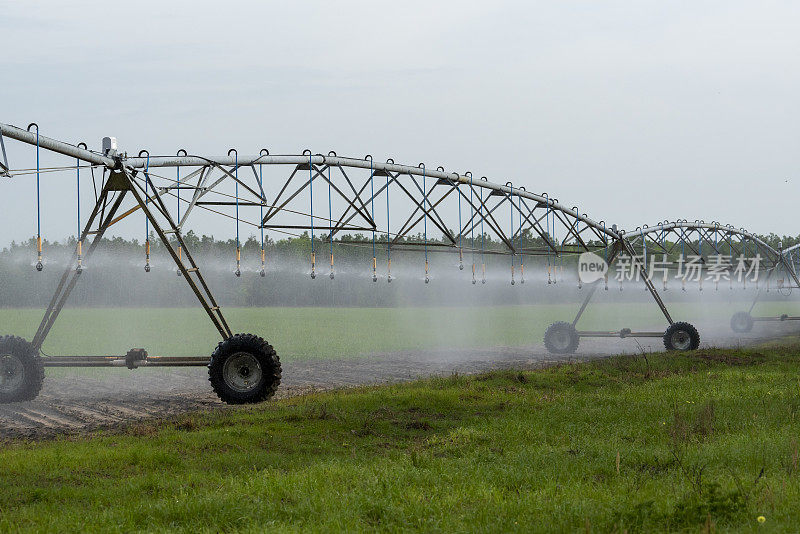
top-left (730, 312), bottom-right (754, 333)
top-left (208, 333), bottom-right (281, 405)
top-left (0, 336), bottom-right (45, 403)
top-left (663, 322), bottom-right (700, 351)
top-left (544, 321), bottom-right (580, 354)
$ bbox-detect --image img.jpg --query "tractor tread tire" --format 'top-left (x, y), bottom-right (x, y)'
top-left (663, 322), bottom-right (700, 352)
top-left (544, 321), bottom-right (580, 354)
top-left (730, 312), bottom-right (754, 333)
top-left (208, 333), bottom-right (281, 405)
top-left (0, 335), bottom-right (45, 403)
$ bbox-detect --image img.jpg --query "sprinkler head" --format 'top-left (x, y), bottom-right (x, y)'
top-left (310, 272), bottom-right (316, 279)
top-left (520, 279), bottom-right (525, 284)
top-left (329, 272), bottom-right (335, 280)
top-left (144, 263), bottom-right (151, 273)
top-left (75, 265), bottom-right (83, 274)
top-left (481, 278), bottom-right (486, 284)
top-left (235, 269), bottom-right (241, 278)
top-left (35, 261), bottom-right (43, 272)
top-left (510, 279), bottom-right (515, 285)
top-left (259, 269), bottom-right (266, 278)
top-left (424, 276), bottom-right (430, 284)
top-left (372, 274), bottom-right (377, 282)
top-left (387, 275), bottom-right (392, 283)
top-left (459, 263), bottom-right (464, 271)
top-left (472, 279), bottom-right (476, 285)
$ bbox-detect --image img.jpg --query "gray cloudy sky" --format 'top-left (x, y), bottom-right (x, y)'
top-left (1, 0), bottom-right (798, 245)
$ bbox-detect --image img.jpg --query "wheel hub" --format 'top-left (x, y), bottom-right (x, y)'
top-left (552, 330), bottom-right (571, 350)
top-left (222, 352), bottom-right (263, 393)
top-left (0, 354), bottom-right (25, 393)
top-left (671, 331), bottom-right (691, 350)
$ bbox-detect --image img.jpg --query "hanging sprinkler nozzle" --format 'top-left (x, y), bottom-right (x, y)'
top-left (260, 248), bottom-right (266, 277)
top-left (459, 248), bottom-right (464, 270)
top-left (29, 123), bottom-right (43, 272)
top-left (372, 257), bottom-right (377, 282)
top-left (387, 259), bottom-right (392, 283)
top-left (510, 264), bottom-right (515, 285)
top-left (35, 236), bottom-right (43, 272)
top-left (472, 263), bottom-right (476, 285)
top-left (144, 239), bottom-right (151, 273)
top-left (310, 252), bottom-right (316, 280)
top-left (235, 247), bottom-right (241, 278)
top-left (424, 260), bottom-right (430, 284)
top-left (76, 240), bottom-right (83, 274)
top-left (329, 253), bottom-right (335, 280)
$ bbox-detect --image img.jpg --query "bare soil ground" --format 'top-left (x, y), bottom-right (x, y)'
top-left (0, 329), bottom-right (784, 440)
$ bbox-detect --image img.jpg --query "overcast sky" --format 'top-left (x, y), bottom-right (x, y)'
top-left (1, 0), bottom-right (798, 246)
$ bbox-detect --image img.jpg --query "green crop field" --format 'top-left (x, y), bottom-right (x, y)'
top-left (1, 299), bottom-right (797, 361)
top-left (2, 340), bottom-right (800, 531)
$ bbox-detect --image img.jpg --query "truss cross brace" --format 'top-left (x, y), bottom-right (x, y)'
top-left (31, 169), bottom-right (232, 352)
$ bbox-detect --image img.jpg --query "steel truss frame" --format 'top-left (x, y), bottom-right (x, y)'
top-left (566, 221), bottom-right (800, 344)
top-left (0, 121), bottom-right (787, 366)
top-left (729, 241), bottom-right (800, 332)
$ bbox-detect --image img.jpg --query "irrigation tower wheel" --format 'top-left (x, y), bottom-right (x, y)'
top-left (208, 333), bottom-right (281, 404)
top-left (730, 312), bottom-right (754, 333)
top-left (662, 322), bottom-right (700, 351)
top-left (0, 336), bottom-right (45, 403)
top-left (544, 322), bottom-right (579, 354)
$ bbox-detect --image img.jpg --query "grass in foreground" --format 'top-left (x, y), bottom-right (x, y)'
top-left (3, 343), bottom-right (800, 532)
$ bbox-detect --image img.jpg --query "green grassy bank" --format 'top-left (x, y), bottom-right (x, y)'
top-left (2, 341), bottom-right (800, 531)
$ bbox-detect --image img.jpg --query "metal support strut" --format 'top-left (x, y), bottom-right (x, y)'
top-left (31, 168), bottom-right (233, 353)
top-left (571, 238), bottom-right (673, 329)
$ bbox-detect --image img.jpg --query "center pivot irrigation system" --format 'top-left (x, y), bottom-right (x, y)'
top-left (0, 122), bottom-right (797, 404)
top-left (728, 242), bottom-right (800, 333)
top-left (543, 221), bottom-right (800, 355)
